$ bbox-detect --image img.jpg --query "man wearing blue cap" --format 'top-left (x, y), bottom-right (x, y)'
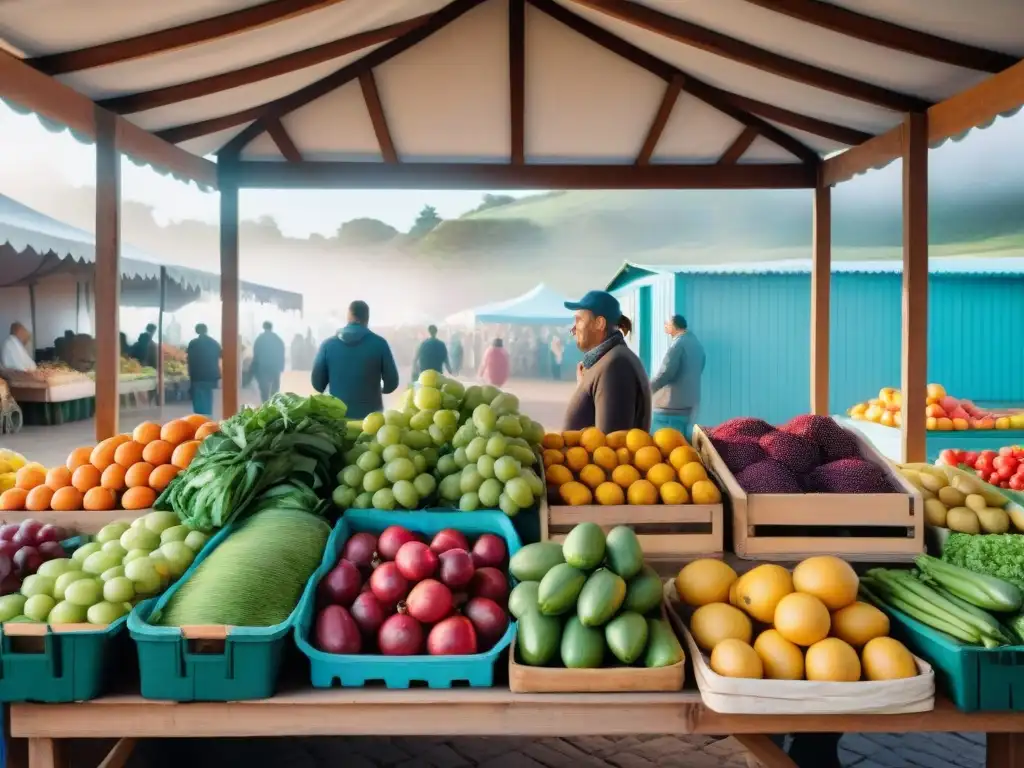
top-left (563, 290), bottom-right (651, 433)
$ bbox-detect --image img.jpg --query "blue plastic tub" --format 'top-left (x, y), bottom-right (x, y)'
top-left (129, 515), bottom-right (333, 701)
top-left (295, 509), bottom-right (521, 689)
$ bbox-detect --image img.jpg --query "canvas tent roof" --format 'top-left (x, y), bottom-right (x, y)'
top-left (446, 283), bottom-right (573, 325)
top-left (0, 0), bottom-right (1021, 183)
top-left (0, 193), bottom-right (303, 311)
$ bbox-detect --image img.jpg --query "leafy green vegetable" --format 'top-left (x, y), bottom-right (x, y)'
top-left (155, 394), bottom-right (350, 531)
top-left (941, 533), bottom-right (1024, 592)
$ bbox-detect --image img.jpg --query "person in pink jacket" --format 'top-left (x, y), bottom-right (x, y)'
top-left (477, 338), bottom-right (510, 387)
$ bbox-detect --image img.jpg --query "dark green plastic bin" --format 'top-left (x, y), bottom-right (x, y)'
top-left (0, 616), bottom-right (132, 703)
top-left (882, 602), bottom-right (1024, 711)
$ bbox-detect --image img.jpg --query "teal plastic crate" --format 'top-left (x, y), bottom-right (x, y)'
top-left (881, 602), bottom-right (1024, 711)
top-left (0, 616), bottom-right (131, 703)
top-left (128, 517), bottom-right (332, 701)
top-left (295, 509), bottom-right (521, 688)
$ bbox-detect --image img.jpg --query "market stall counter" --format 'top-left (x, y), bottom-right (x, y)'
top-left (8, 689), bottom-right (1024, 768)
top-left (837, 416), bottom-right (1024, 465)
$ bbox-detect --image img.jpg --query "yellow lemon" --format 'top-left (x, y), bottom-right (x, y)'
top-left (606, 430), bottom-right (628, 449)
top-left (594, 481), bottom-right (625, 506)
top-left (675, 559), bottom-right (737, 606)
top-left (615, 447), bottom-right (632, 466)
top-left (691, 479), bottom-right (722, 504)
top-left (633, 446), bottom-right (663, 474)
top-left (541, 433), bottom-right (564, 450)
top-left (559, 481), bottom-right (593, 506)
top-left (646, 462), bottom-right (677, 488)
top-left (626, 479), bottom-right (658, 505)
top-left (542, 449), bottom-right (565, 468)
top-left (754, 629), bottom-right (805, 681)
top-left (678, 461), bottom-right (709, 488)
top-left (831, 601), bottom-right (890, 647)
top-left (660, 481), bottom-right (690, 504)
top-left (690, 603), bottom-right (752, 652)
top-left (625, 428), bottom-right (653, 454)
top-left (580, 427), bottom-right (607, 454)
top-left (564, 446), bottom-right (590, 473)
top-left (578, 464), bottom-right (606, 490)
top-left (562, 430), bottom-right (582, 447)
top-left (805, 638), bottom-right (861, 682)
top-left (653, 427), bottom-right (687, 457)
top-left (592, 446), bottom-right (619, 472)
top-left (611, 464), bottom-right (641, 489)
top-left (774, 593), bottom-right (831, 647)
top-left (669, 445), bottom-right (700, 469)
top-left (861, 637), bottom-right (917, 681)
top-left (710, 639), bottom-right (763, 679)
top-left (545, 464), bottom-right (573, 487)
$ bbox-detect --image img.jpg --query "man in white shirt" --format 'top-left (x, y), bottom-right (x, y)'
top-left (1, 322), bottom-right (37, 371)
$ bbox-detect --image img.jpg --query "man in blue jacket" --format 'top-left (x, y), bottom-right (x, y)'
top-left (311, 301), bottom-right (399, 419)
top-left (649, 314), bottom-right (705, 440)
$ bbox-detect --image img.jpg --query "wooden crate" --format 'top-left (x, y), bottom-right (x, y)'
top-left (539, 496), bottom-right (723, 568)
top-left (692, 425), bottom-right (923, 563)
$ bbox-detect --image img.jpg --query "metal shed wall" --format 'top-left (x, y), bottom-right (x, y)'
top-left (618, 270), bottom-right (1023, 428)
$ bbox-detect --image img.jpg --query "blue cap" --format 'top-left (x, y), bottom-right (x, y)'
top-left (565, 290), bottom-right (621, 324)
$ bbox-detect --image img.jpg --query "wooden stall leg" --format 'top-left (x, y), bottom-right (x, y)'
top-left (987, 733), bottom-right (1024, 768)
top-left (97, 737), bottom-right (136, 768)
top-left (735, 735), bottom-right (798, 768)
top-left (27, 737), bottom-right (64, 768)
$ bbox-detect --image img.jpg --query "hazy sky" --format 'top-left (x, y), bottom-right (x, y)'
top-left (0, 100), bottom-right (534, 237)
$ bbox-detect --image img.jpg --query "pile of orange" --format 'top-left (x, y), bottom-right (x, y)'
top-left (542, 427), bottom-right (723, 507)
top-left (0, 415), bottom-right (218, 513)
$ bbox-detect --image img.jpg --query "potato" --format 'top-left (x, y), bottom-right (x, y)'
top-left (946, 507), bottom-right (980, 534)
top-left (919, 474), bottom-right (947, 494)
top-left (976, 507), bottom-right (1011, 535)
top-left (965, 494), bottom-right (987, 513)
top-left (923, 498), bottom-right (948, 527)
top-left (937, 486), bottom-right (967, 508)
top-left (1007, 504), bottom-right (1024, 533)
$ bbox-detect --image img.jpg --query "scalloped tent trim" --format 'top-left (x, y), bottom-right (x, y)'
top-left (0, 97), bottom-right (216, 193)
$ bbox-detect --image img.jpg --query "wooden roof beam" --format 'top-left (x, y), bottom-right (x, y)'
top-left (266, 118), bottom-right (303, 162)
top-left (718, 126), bottom-right (759, 164)
top-left (0, 51), bottom-right (217, 188)
top-left (99, 16), bottom-right (431, 115)
top-left (510, 0), bottom-right (526, 164)
top-left (528, 0), bottom-right (821, 164)
top-left (29, 0), bottom-right (352, 75)
top-left (567, 0), bottom-right (930, 113)
top-left (741, 0), bottom-right (1017, 74)
top-left (823, 58), bottom-right (1024, 185)
top-left (359, 71), bottom-right (397, 163)
top-left (635, 75), bottom-right (683, 165)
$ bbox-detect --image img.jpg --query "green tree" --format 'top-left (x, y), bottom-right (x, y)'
top-left (409, 205), bottom-right (442, 238)
top-left (335, 217), bottom-right (399, 246)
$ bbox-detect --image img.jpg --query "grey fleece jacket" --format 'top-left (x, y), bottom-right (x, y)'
top-left (650, 331), bottom-right (705, 413)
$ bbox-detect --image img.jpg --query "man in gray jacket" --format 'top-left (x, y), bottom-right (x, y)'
top-left (649, 314), bottom-right (705, 440)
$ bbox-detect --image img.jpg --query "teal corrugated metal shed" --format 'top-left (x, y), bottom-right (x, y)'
top-left (608, 258), bottom-right (1024, 427)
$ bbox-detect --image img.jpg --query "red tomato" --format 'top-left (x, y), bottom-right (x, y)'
top-left (939, 449), bottom-right (960, 467)
top-left (1010, 475), bottom-right (1024, 492)
top-left (964, 451), bottom-right (980, 467)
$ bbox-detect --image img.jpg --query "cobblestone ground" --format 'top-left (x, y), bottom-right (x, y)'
top-left (111, 733), bottom-right (986, 768)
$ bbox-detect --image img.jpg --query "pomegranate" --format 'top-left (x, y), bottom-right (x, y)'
top-left (0, 554), bottom-right (10, 581)
top-left (37, 541), bottom-right (65, 561)
top-left (378, 613), bottom-right (424, 656)
top-left (469, 567), bottom-right (508, 605)
top-left (430, 528), bottom-right (469, 555)
top-left (12, 547), bottom-right (42, 576)
top-left (0, 542), bottom-right (17, 561)
top-left (471, 534), bottom-right (507, 568)
top-left (427, 616), bottom-right (478, 656)
top-left (35, 525), bottom-right (66, 545)
top-left (377, 526), bottom-right (417, 561)
top-left (438, 548), bottom-right (475, 589)
top-left (319, 559), bottom-right (362, 607)
top-left (315, 605), bottom-right (362, 654)
top-left (350, 591), bottom-right (387, 638)
top-left (405, 579), bottom-right (454, 624)
top-left (464, 597), bottom-right (508, 650)
top-left (13, 520), bottom-right (42, 547)
top-left (369, 562), bottom-right (409, 609)
top-left (394, 541), bottom-right (438, 582)
top-left (341, 532), bottom-right (378, 570)
top-left (0, 524), bottom-right (18, 542)
top-left (0, 574), bottom-right (21, 595)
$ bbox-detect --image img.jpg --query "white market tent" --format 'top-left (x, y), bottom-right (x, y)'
top-left (445, 283), bottom-right (573, 326)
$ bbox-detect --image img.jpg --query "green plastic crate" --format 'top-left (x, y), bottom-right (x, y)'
top-left (0, 616), bottom-right (132, 703)
top-left (127, 518), bottom-right (330, 701)
top-left (882, 602), bottom-right (1024, 711)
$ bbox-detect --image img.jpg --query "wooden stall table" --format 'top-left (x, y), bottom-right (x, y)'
top-left (8, 688), bottom-right (1023, 768)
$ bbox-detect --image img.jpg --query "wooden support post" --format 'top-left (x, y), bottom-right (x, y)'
top-left (156, 266), bottom-right (166, 408)
top-left (900, 112), bottom-right (929, 463)
top-left (94, 107), bottom-right (121, 441)
top-left (810, 179), bottom-right (831, 416)
top-left (220, 181), bottom-right (240, 419)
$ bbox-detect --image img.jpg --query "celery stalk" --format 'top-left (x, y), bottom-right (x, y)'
top-left (868, 570), bottom-right (984, 639)
top-left (882, 570), bottom-right (1008, 644)
top-left (884, 594), bottom-right (981, 645)
top-left (916, 555), bottom-right (1023, 613)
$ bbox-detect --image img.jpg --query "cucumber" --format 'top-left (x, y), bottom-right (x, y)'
top-left (605, 611), bottom-right (649, 664)
top-left (508, 581), bottom-right (540, 620)
top-left (509, 542), bottom-right (565, 582)
top-left (577, 568), bottom-right (626, 627)
top-left (538, 563), bottom-right (587, 616)
top-left (517, 609), bottom-right (562, 666)
top-left (605, 526), bottom-right (644, 580)
top-left (561, 615), bottom-right (606, 669)
top-left (644, 618), bottom-right (685, 668)
top-left (624, 566), bottom-right (664, 615)
top-left (562, 522), bottom-right (606, 570)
